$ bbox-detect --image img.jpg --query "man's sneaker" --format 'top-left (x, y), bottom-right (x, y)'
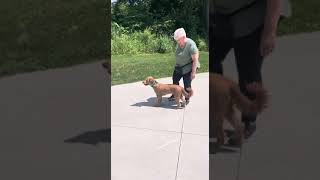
top-left (244, 122), bottom-right (256, 139)
top-left (168, 95), bottom-right (175, 101)
top-left (185, 99), bottom-right (190, 105)
top-left (180, 102), bottom-right (186, 107)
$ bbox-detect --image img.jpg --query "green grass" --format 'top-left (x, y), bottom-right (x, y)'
top-left (110, 1), bottom-right (320, 85)
top-left (1, 0), bottom-right (320, 78)
top-left (112, 51), bottom-right (209, 85)
top-left (0, 0), bottom-right (109, 78)
top-left (278, 0), bottom-right (320, 35)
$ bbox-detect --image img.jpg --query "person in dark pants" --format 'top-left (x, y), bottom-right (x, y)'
top-left (210, 0), bottom-right (281, 138)
top-left (169, 28), bottom-right (200, 104)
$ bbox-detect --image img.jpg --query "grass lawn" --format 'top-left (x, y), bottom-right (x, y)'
top-left (112, 51), bottom-right (208, 85)
top-left (278, 0), bottom-right (320, 35)
top-left (112, 1), bottom-right (320, 85)
top-left (0, 0), bottom-right (109, 78)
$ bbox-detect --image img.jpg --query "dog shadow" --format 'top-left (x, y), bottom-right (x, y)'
top-left (131, 97), bottom-right (182, 110)
top-left (64, 128), bottom-right (111, 146)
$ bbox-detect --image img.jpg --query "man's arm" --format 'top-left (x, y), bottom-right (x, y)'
top-left (265, 0), bottom-right (281, 33)
top-left (260, 0), bottom-right (281, 56)
top-left (191, 52), bottom-right (199, 80)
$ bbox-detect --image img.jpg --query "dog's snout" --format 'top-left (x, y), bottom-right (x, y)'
top-left (142, 80), bottom-right (148, 85)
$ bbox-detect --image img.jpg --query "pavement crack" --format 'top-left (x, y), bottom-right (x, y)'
top-left (174, 107), bottom-right (186, 180)
top-left (112, 125), bottom-right (181, 134)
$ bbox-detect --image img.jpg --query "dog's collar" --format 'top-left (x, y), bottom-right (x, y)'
top-left (150, 80), bottom-right (158, 88)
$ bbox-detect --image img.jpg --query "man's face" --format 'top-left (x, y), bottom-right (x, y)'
top-left (176, 36), bottom-right (186, 47)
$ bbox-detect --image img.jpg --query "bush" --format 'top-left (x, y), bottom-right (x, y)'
top-left (112, 22), bottom-right (174, 55)
top-left (196, 38), bottom-right (208, 52)
top-left (154, 35), bottom-right (174, 53)
top-left (132, 29), bottom-right (156, 53)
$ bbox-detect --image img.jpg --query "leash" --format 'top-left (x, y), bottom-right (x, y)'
top-left (150, 80), bottom-right (158, 88)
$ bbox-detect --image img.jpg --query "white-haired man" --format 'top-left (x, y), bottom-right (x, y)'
top-left (168, 28), bottom-right (200, 104)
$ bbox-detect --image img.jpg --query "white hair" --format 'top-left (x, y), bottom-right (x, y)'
top-left (174, 28), bottom-right (186, 40)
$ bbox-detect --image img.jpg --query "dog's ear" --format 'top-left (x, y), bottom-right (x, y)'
top-left (146, 76), bottom-right (153, 82)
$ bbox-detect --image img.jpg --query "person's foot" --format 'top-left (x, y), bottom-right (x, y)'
top-left (168, 95), bottom-right (175, 101)
top-left (184, 97), bottom-right (190, 105)
top-left (180, 102), bottom-right (186, 107)
top-left (227, 137), bottom-right (241, 147)
top-left (244, 122), bottom-right (256, 139)
top-left (185, 99), bottom-right (190, 105)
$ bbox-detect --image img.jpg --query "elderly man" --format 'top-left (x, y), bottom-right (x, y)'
top-left (168, 28), bottom-right (200, 104)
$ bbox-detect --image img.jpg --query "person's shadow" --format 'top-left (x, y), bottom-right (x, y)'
top-left (131, 97), bottom-right (183, 110)
top-left (64, 128), bottom-right (111, 146)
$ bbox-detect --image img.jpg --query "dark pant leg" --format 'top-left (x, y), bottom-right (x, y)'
top-left (209, 13), bottom-right (233, 74)
top-left (182, 71), bottom-right (192, 100)
top-left (233, 26), bottom-right (264, 125)
top-left (209, 13), bottom-right (234, 139)
top-left (172, 69), bottom-right (182, 85)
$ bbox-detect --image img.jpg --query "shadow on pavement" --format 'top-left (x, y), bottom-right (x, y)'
top-left (131, 97), bottom-right (183, 110)
top-left (64, 128), bottom-right (111, 145)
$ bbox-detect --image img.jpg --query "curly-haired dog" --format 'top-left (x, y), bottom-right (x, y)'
top-left (143, 76), bottom-right (193, 108)
top-left (210, 73), bottom-right (268, 148)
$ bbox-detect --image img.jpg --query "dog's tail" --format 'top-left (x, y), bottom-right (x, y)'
top-left (230, 82), bottom-right (268, 114)
top-left (182, 87), bottom-right (193, 98)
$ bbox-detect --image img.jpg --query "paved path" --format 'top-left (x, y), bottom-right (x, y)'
top-left (1, 31), bottom-right (320, 180)
top-left (111, 73), bottom-right (209, 180)
top-left (0, 62), bottom-right (110, 180)
top-left (211, 32), bottom-right (320, 180)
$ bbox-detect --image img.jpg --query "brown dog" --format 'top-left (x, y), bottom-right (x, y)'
top-left (143, 76), bottom-right (193, 108)
top-left (210, 73), bottom-right (268, 148)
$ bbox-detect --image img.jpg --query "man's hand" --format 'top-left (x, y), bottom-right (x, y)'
top-left (260, 28), bottom-right (276, 57)
top-left (191, 52), bottom-right (199, 80)
top-left (191, 71), bottom-right (196, 80)
top-left (261, 0), bottom-right (281, 57)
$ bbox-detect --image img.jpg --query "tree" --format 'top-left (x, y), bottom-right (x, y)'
top-left (112, 0), bottom-right (207, 40)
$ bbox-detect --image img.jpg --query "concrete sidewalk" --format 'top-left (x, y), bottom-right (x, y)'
top-left (0, 62), bottom-right (110, 180)
top-left (1, 31), bottom-right (319, 180)
top-left (111, 73), bottom-right (209, 180)
top-left (211, 32), bottom-right (320, 180)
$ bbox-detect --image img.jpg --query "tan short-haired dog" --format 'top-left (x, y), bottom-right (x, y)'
top-left (143, 76), bottom-right (193, 108)
top-left (210, 73), bottom-right (268, 147)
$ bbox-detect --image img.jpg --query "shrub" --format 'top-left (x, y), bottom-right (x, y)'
top-left (112, 22), bottom-right (174, 55)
